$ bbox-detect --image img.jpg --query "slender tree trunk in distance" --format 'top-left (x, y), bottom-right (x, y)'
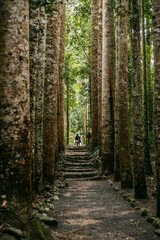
top-left (66, 82), bottom-right (70, 145)
top-left (131, 0), bottom-right (147, 199)
top-left (29, 2), bottom-right (39, 191)
top-left (34, 8), bottom-right (47, 192)
top-left (0, 0), bottom-right (32, 201)
top-left (114, 13), bottom-right (121, 181)
top-left (102, 0), bottom-right (115, 174)
top-left (55, 5), bottom-right (61, 160)
top-left (43, 6), bottom-right (60, 184)
top-left (98, 0), bottom-right (102, 147)
top-left (84, 79), bottom-right (88, 145)
top-left (58, 1), bottom-right (66, 153)
top-left (118, 0), bottom-right (133, 188)
top-left (141, 0), bottom-right (153, 175)
top-left (91, 0), bottom-right (99, 150)
top-left (146, 18), bottom-right (153, 137)
top-left (67, 83), bottom-right (70, 145)
top-left (152, 0), bottom-right (160, 217)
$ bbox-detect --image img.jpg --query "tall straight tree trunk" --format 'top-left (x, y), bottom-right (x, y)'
top-left (114, 12), bottom-right (120, 181)
top-left (141, 0), bottom-right (153, 175)
top-left (98, 0), bottom-right (102, 147)
top-left (131, 0), bottom-right (147, 199)
top-left (34, 8), bottom-right (47, 192)
top-left (29, 5), bottom-right (47, 192)
top-left (66, 82), bottom-right (70, 145)
top-left (29, 2), bottom-right (39, 191)
top-left (146, 18), bottom-right (153, 136)
top-left (152, 0), bottom-right (160, 217)
top-left (58, 1), bottom-right (65, 153)
top-left (102, 0), bottom-right (115, 174)
top-left (84, 102), bottom-right (88, 145)
top-left (0, 0), bottom-right (31, 200)
top-left (118, 0), bottom-right (133, 188)
top-left (84, 79), bottom-right (88, 145)
top-left (55, 6), bottom-right (61, 160)
top-left (91, 0), bottom-right (99, 150)
top-left (43, 7), bottom-right (60, 184)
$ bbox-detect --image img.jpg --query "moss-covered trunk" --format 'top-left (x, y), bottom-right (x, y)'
top-left (152, 0), bottom-right (160, 217)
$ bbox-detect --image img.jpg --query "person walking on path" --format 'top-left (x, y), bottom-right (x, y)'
top-left (75, 134), bottom-right (80, 147)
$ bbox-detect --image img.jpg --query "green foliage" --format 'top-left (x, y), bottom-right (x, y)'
top-left (64, 0), bottom-right (91, 145)
top-left (33, 0), bottom-right (62, 13)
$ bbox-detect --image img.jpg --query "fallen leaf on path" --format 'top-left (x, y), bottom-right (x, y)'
top-left (2, 200), bottom-right (7, 207)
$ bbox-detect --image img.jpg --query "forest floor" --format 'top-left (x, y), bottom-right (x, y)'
top-left (50, 147), bottom-right (160, 240)
top-left (1, 147), bottom-right (159, 240)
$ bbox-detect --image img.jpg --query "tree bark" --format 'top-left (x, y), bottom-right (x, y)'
top-left (102, 0), bottom-right (115, 174)
top-left (146, 18), bottom-right (153, 137)
top-left (91, 0), bottom-right (99, 150)
top-left (98, 0), bottom-right (102, 147)
top-left (29, 4), bottom-right (47, 192)
top-left (118, 0), bottom-right (133, 188)
top-left (66, 82), bottom-right (70, 145)
top-left (0, 0), bottom-right (31, 201)
top-left (131, 0), bottom-right (147, 199)
top-left (141, 0), bottom-right (153, 175)
top-left (29, 2), bottom-right (39, 192)
top-left (43, 6), bottom-right (60, 184)
top-left (35, 8), bottom-right (47, 192)
top-left (114, 12), bottom-right (121, 181)
top-left (84, 79), bottom-right (88, 145)
top-left (58, 1), bottom-right (66, 153)
top-left (152, 0), bottom-right (160, 217)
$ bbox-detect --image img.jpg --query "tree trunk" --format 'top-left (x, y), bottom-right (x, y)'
top-left (91, 0), bottom-right (99, 150)
top-left (43, 6), bottom-right (60, 184)
top-left (84, 79), bottom-right (88, 145)
top-left (114, 13), bottom-right (120, 181)
top-left (152, 0), bottom-right (160, 217)
top-left (98, 0), bottom-right (102, 147)
top-left (118, 0), bottom-right (133, 188)
top-left (146, 18), bottom-right (153, 138)
top-left (102, 0), bottom-right (115, 174)
top-left (29, 2), bottom-right (39, 191)
top-left (58, 1), bottom-right (66, 153)
top-left (141, 0), bottom-right (153, 175)
top-left (131, 0), bottom-right (147, 199)
top-left (0, 0), bottom-right (31, 201)
top-left (66, 82), bottom-right (70, 145)
top-left (35, 8), bottom-right (47, 192)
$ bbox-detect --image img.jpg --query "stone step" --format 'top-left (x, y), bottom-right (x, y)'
top-left (67, 176), bottom-right (102, 181)
top-left (67, 146), bottom-right (87, 150)
top-left (67, 149), bottom-right (87, 152)
top-left (65, 157), bottom-right (91, 161)
top-left (64, 168), bottom-right (95, 173)
top-left (66, 154), bottom-right (91, 159)
top-left (65, 160), bottom-right (92, 164)
top-left (63, 171), bottom-right (98, 179)
top-left (64, 162), bottom-right (94, 167)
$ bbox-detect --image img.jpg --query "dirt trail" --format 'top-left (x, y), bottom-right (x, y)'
top-left (53, 148), bottom-right (159, 240)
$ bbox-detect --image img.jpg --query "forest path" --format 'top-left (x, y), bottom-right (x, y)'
top-left (52, 148), bottom-right (159, 240)
top-left (62, 146), bottom-right (100, 180)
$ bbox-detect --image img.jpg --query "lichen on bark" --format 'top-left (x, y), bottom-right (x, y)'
top-left (0, 0), bottom-right (31, 201)
top-left (102, 0), bottom-right (115, 174)
top-left (43, 4), bottom-right (61, 183)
